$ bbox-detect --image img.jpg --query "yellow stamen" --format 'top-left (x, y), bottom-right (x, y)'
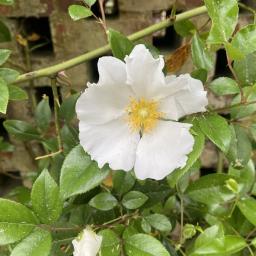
top-left (126, 97), bottom-right (163, 133)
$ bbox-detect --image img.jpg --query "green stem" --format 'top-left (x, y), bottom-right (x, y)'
top-left (51, 76), bottom-right (63, 151)
top-left (226, 52), bottom-right (245, 103)
top-left (228, 196), bottom-right (239, 218)
top-left (178, 248), bottom-right (187, 256)
top-left (52, 237), bottom-right (75, 244)
top-left (24, 44), bottom-right (37, 110)
top-left (238, 2), bottom-right (256, 23)
top-left (177, 184), bottom-right (184, 244)
top-left (212, 100), bottom-right (256, 113)
top-left (15, 6), bottom-right (207, 84)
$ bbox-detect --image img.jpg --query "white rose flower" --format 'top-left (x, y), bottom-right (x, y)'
top-left (72, 229), bottom-right (102, 256)
top-left (76, 44), bottom-right (208, 180)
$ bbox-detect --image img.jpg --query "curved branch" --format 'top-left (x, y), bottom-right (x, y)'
top-left (14, 6), bottom-right (207, 84)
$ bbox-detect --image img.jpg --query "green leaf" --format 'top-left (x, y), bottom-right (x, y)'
top-left (0, 49), bottom-right (11, 65)
top-left (4, 120), bottom-right (40, 141)
top-left (10, 228), bottom-right (52, 256)
top-left (0, 20), bottom-right (11, 42)
top-left (133, 180), bottom-right (171, 208)
top-left (167, 127), bottom-right (205, 188)
top-left (145, 214), bottom-right (172, 232)
top-left (225, 42), bottom-right (244, 60)
top-left (108, 28), bottom-right (134, 60)
top-left (191, 33), bottom-right (214, 71)
top-left (231, 24), bottom-right (256, 58)
top-left (227, 206), bottom-right (254, 237)
top-left (31, 169), bottom-right (63, 224)
top-left (99, 229), bottom-right (120, 256)
top-left (209, 77), bottom-right (239, 96)
top-left (83, 0), bottom-right (96, 7)
top-left (174, 19), bottom-right (196, 37)
top-left (60, 145), bottom-right (109, 199)
top-left (0, 77), bottom-right (9, 113)
top-left (124, 234), bottom-right (170, 256)
top-left (204, 0), bottom-right (238, 44)
top-left (238, 197), bottom-right (256, 226)
top-left (123, 226), bottom-right (140, 240)
top-left (0, 198), bottom-right (38, 245)
top-left (186, 174), bottom-right (234, 205)
top-left (231, 85), bottom-right (256, 119)
top-left (35, 97), bottom-right (51, 131)
top-left (113, 171), bottom-right (135, 195)
top-left (0, 0), bottom-right (14, 5)
top-left (250, 123), bottom-right (256, 142)
top-left (68, 5), bottom-right (93, 21)
top-left (192, 224), bottom-right (223, 253)
top-left (8, 85), bottom-right (28, 100)
top-left (191, 225), bottom-right (246, 255)
top-left (196, 113), bottom-right (231, 153)
top-left (227, 124), bottom-right (252, 168)
top-left (183, 224), bottom-right (197, 240)
top-left (228, 160), bottom-right (255, 195)
top-left (59, 93), bottom-right (79, 122)
top-left (7, 186), bottom-right (30, 205)
top-left (122, 191), bottom-right (148, 210)
top-left (141, 219), bottom-right (151, 233)
top-left (252, 237), bottom-right (256, 248)
top-left (0, 68), bottom-right (20, 84)
top-left (61, 124), bottom-right (79, 154)
top-left (191, 68), bottom-right (208, 83)
top-left (0, 136), bottom-right (14, 152)
top-left (234, 52), bottom-right (256, 86)
top-left (89, 192), bottom-right (118, 211)
top-left (144, 43), bottom-right (160, 59)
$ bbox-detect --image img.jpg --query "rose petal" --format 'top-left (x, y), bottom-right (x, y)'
top-left (98, 56), bottom-right (127, 85)
top-left (125, 44), bottom-right (166, 99)
top-left (161, 74), bottom-right (208, 119)
top-left (72, 229), bottom-right (102, 256)
top-left (79, 117), bottom-right (140, 171)
top-left (76, 83), bottom-right (134, 125)
top-left (134, 120), bottom-right (194, 180)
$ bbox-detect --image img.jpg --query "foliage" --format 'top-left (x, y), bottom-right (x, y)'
top-left (0, 0), bottom-right (256, 255)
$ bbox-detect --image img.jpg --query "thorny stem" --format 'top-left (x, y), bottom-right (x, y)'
top-left (226, 53), bottom-right (245, 103)
top-left (180, 196), bottom-right (184, 243)
top-left (35, 77), bottom-right (63, 160)
top-left (177, 184), bottom-right (184, 244)
top-left (35, 149), bottom-right (62, 160)
top-left (36, 77), bottom-right (63, 160)
top-left (228, 196), bottom-right (239, 218)
top-left (211, 100), bottom-right (256, 113)
top-left (226, 223), bottom-right (254, 256)
top-left (179, 248), bottom-right (187, 256)
top-left (238, 2), bottom-right (256, 23)
top-left (85, 0), bottom-right (107, 34)
top-left (98, 0), bottom-right (107, 32)
top-left (52, 237), bottom-right (75, 244)
top-left (246, 227), bottom-right (256, 240)
top-left (247, 246), bottom-right (255, 256)
top-left (24, 44), bottom-right (37, 111)
top-left (14, 6), bottom-right (207, 84)
top-left (94, 211), bottom-right (139, 230)
top-left (41, 212), bottom-right (139, 233)
top-left (51, 76), bottom-right (63, 152)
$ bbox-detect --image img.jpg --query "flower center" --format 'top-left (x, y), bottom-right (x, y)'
top-left (126, 97), bottom-right (163, 133)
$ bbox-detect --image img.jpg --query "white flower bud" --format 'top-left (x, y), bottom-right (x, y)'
top-left (72, 228), bottom-right (102, 256)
